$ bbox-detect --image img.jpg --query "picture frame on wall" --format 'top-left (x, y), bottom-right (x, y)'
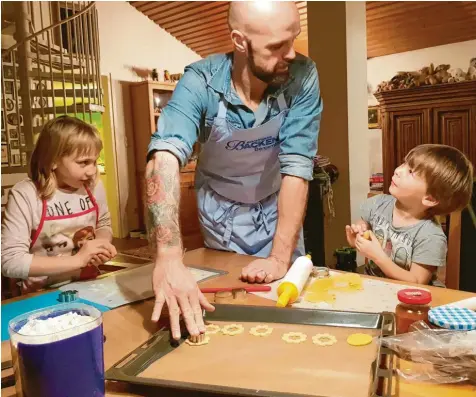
top-left (4, 81), bottom-right (14, 96)
top-left (2, 50), bottom-right (12, 64)
top-left (1, 110), bottom-right (4, 131)
top-left (5, 98), bottom-right (14, 111)
top-left (10, 140), bottom-right (19, 149)
top-left (8, 128), bottom-right (18, 139)
top-left (1, 145), bottom-right (8, 164)
top-left (1, 132), bottom-right (6, 143)
top-left (368, 106), bottom-right (380, 129)
top-left (19, 131), bottom-right (25, 146)
top-left (3, 65), bottom-right (14, 80)
top-left (21, 152), bottom-right (27, 166)
top-left (10, 148), bottom-right (21, 166)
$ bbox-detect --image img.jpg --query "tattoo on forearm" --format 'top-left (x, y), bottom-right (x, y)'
top-left (145, 154), bottom-right (182, 250)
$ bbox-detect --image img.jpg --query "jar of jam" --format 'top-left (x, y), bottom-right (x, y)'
top-left (395, 289), bottom-right (432, 334)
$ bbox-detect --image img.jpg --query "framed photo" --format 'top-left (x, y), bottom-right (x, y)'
top-left (1, 131), bottom-right (6, 143)
top-left (2, 50), bottom-right (12, 64)
top-left (1, 110), bottom-right (4, 131)
top-left (1, 145), bottom-right (8, 164)
top-left (4, 81), bottom-right (14, 95)
top-left (10, 140), bottom-right (19, 149)
top-left (8, 128), bottom-right (18, 139)
top-left (21, 152), bottom-right (27, 166)
top-left (7, 113), bottom-right (22, 126)
top-left (19, 131), bottom-right (25, 146)
top-left (368, 106), bottom-right (380, 129)
top-left (5, 98), bottom-right (14, 111)
top-left (3, 65), bottom-right (14, 80)
top-left (10, 148), bottom-right (21, 166)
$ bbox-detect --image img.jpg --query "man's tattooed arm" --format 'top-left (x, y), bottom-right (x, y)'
top-left (145, 151), bottom-right (183, 257)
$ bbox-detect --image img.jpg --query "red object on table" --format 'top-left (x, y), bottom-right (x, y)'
top-left (200, 286), bottom-right (271, 293)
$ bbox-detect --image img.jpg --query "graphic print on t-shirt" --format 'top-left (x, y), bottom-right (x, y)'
top-left (368, 214), bottom-right (413, 273)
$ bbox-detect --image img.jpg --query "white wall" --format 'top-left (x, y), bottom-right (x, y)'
top-left (97, 1), bottom-right (201, 236)
top-left (346, 3), bottom-right (368, 221)
top-left (367, 39), bottom-right (476, 175)
top-left (346, 1), bottom-right (368, 265)
top-left (368, 39), bottom-right (476, 106)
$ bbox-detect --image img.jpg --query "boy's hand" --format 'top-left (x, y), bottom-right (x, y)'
top-left (345, 223), bottom-right (368, 247)
top-left (355, 231), bottom-right (384, 263)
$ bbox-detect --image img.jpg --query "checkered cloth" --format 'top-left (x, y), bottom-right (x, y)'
top-left (429, 306), bottom-right (476, 331)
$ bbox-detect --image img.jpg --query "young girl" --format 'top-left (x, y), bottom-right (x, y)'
top-left (1, 116), bottom-right (116, 292)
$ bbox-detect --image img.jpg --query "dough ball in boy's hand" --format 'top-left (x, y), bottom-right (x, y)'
top-left (362, 230), bottom-right (371, 240)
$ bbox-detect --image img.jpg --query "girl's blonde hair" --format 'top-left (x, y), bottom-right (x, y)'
top-left (29, 116), bottom-right (103, 200)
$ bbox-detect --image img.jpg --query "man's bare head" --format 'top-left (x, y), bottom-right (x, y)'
top-left (228, 1), bottom-right (301, 85)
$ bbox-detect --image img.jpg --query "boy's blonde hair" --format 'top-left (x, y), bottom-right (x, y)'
top-left (29, 116), bottom-right (103, 200)
top-left (405, 144), bottom-right (473, 215)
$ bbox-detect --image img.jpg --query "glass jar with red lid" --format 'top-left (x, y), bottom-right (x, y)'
top-left (395, 288), bottom-right (432, 334)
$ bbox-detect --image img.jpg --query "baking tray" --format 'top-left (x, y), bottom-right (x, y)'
top-left (106, 305), bottom-right (396, 397)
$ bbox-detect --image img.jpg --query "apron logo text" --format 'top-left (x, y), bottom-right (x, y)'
top-left (225, 136), bottom-right (278, 151)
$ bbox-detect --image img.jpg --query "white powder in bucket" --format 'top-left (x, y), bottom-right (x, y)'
top-left (19, 312), bottom-right (95, 335)
top-left (11, 311), bottom-right (100, 346)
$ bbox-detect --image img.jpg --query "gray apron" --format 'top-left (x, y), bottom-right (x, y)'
top-left (195, 93), bottom-right (305, 260)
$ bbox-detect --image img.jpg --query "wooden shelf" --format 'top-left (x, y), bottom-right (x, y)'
top-left (129, 81), bottom-right (203, 250)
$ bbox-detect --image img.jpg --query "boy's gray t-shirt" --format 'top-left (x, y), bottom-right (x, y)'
top-left (360, 194), bottom-right (447, 283)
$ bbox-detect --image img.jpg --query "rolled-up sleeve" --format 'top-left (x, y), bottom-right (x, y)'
top-left (147, 68), bottom-right (206, 167)
top-left (279, 63), bottom-right (322, 181)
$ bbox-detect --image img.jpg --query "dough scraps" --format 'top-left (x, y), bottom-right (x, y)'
top-left (221, 323), bottom-right (245, 336)
top-left (205, 324), bottom-right (221, 334)
top-left (347, 333), bottom-right (373, 346)
top-left (304, 273), bottom-right (363, 304)
top-left (249, 324), bottom-right (273, 337)
top-left (185, 335), bottom-right (210, 346)
top-left (312, 333), bottom-right (337, 346)
top-left (304, 290), bottom-right (336, 304)
top-left (282, 332), bottom-right (307, 344)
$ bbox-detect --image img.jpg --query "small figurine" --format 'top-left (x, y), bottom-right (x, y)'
top-left (467, 58), bottom-right (476, 80)
top-left (164, 70), bottom-right (171, 82)
top-left (151, 68), bottom-right (159, 81)
top-left (170, 73), bottom-right (183, 82)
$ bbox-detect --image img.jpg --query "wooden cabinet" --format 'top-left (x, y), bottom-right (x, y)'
top-left (375, 81), bottom-right (476, 192)
top-left (130, 81), bottom-right (203, 251)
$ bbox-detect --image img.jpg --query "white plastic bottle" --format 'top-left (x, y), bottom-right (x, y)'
top-left (276, 254), bottom-right (313, 307)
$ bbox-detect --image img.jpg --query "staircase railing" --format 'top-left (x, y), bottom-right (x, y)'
top-left (1, 1), bottom-right (103, 174)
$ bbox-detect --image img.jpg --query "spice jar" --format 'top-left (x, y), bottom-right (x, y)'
top-left (395, 289), bottom-right (432, 334)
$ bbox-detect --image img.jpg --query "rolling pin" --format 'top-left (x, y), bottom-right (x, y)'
top-left (276, 254), bottom-right (313, 307)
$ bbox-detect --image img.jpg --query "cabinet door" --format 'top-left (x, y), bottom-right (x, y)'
top-left (433, 106), bottom-right (475, 167)
top-left (382, 109), bottom-right (431, 192)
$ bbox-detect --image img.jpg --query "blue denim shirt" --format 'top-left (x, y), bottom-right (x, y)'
top-left (148, 53), bottom-right (323, 181)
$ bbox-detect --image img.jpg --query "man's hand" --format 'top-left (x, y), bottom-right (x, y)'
top-left (355, 231), bottom-right (384, 263)
top-left (345, 223), bottom-right (368, 248)
top-left (240, 256), bottom-right (288, 283)
top-left (152, 260), bottom-right (215, 340)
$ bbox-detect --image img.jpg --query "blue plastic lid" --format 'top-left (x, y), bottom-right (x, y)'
top-left (428, 306), bottom-right (476, 331)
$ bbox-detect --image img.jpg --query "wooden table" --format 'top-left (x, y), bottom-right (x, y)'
top-left (2, 248), bottom-right (475, 396)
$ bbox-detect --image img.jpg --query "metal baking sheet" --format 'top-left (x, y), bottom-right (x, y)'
top-left (106, 305), bottom-right (395, 397)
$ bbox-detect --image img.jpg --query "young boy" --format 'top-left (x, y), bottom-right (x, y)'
top-left (346, 144), bottom-right (473, 285)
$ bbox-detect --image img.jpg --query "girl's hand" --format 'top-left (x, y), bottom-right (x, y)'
top-left (77, 240), bottom-right (116, 269)
top-left (355, 231), bottom-right (385, 263)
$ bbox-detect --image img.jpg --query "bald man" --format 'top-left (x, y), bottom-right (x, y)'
top-left (146, 1), bottom-right (323, 340)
